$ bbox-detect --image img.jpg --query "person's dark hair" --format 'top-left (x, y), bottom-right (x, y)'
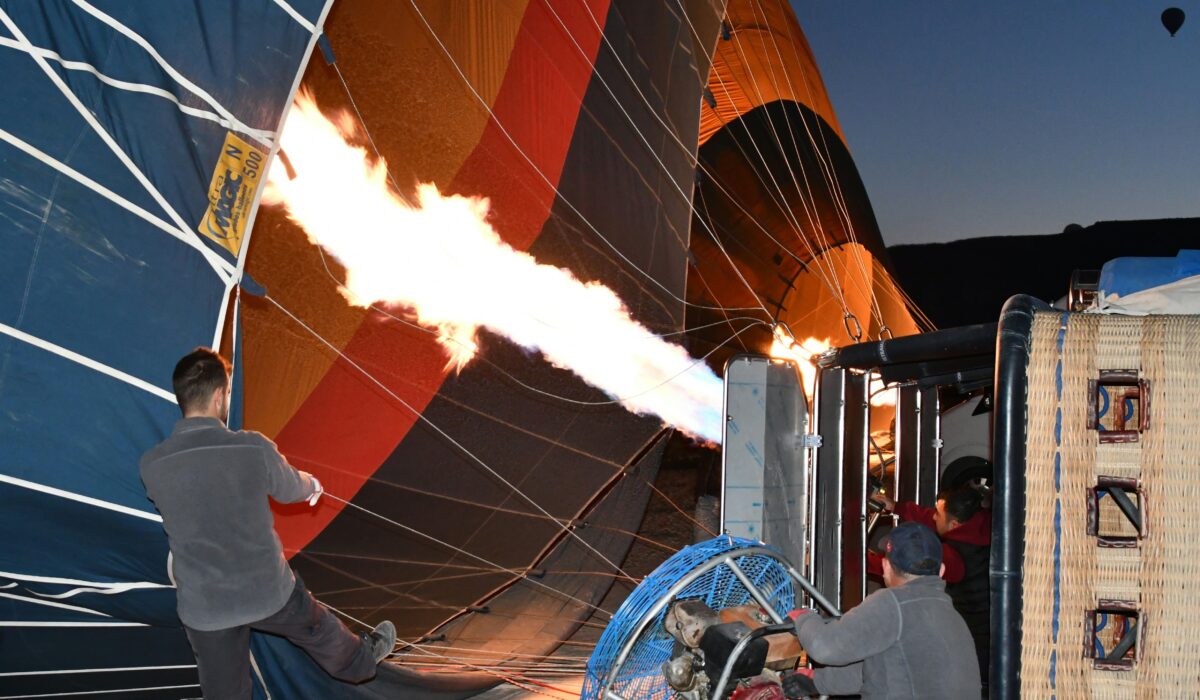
top-left (172, 348), bottom-right (231, 415)
top-left (937, 484), bottom-right (984, 524)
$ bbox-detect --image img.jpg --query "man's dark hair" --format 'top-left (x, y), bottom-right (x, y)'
top-left (172, 348), bottom-right (231, 415)
top-left (937, 484), bottom-right (984, 524)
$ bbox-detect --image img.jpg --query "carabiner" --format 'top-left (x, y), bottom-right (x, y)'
top-left (843, 313), bottom-right (863, 342)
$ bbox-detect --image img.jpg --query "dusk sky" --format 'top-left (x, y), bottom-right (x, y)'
top-left (791, 2), bottom-right (1200, 245)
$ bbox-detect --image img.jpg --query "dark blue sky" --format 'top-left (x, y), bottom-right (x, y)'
top-left (791, 2), bottom-right (1200, 245)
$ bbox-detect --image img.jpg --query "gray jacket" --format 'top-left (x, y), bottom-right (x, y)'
top-left (140, 417), bottom-right (316, 631)
top-left (794, 575), bottom-right (980, 699)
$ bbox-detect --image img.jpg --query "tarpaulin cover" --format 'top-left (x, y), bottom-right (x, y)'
top-left (1099, 249), bottom-right (1200, 298)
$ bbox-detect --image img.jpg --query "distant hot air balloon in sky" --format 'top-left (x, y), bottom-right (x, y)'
top-left (1162, 7), bottom-right (1185, 36)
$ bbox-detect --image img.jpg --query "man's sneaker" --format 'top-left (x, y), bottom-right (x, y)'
top-left (369, 620), bottom-right (396, 663)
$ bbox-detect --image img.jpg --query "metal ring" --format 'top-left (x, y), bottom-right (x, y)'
top-left (844, 312), bottom-right (863, 342)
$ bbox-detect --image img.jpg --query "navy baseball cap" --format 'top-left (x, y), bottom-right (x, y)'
top-left (882, 522), bottom-right (942, 575)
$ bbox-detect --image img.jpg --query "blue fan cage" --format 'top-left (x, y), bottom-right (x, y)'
top-left (582, 536), bottom-right (797, 700)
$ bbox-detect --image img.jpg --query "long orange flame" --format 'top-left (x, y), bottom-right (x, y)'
top-left (264, 92), bottom-right (724, 442)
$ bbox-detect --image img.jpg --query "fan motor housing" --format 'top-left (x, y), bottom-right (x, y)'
top-left (701, 621), bottom-right (769, 682)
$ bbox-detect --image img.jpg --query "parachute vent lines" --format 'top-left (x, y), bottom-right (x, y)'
top-left (264, 92), bottom-right (724, 443)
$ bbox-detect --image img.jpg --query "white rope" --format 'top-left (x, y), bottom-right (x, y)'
top-left (323, 600), bottom-right (591, 697)
top-left (220, 0), bottom-right (335, 349)
top-left (572, 0), bottom-right (857, 325)
top-left (270, 0), bottom-right (316, 33)
top-left (0, 591), bottom-right (111, 617)
top-left (406, 0), bottom-right (760, 315)
top-left (249, 649), bottom-right (273, 700)
top-left (0, 8), bottom-right (235, 284)
top-left (321, 493), bottom-right (613, 620)
top-left (0, 127), bottom-right (235, 280)
top-left (739, 0), bottom-right (883, 331)
top-left (265, 295), bottom-right (637, 584)
top-left (749, 0), bottom-right (896, 334)
top-left (537, 0), bottom-right (774, 323)
top-left (0, 571), bottom-right (171, 599)
top-left (387, 639), bottom-right (565, 697)
top-left (25, 583), bottom-right (170, 600)
top-left (0, 665), bottom-right (195, 678)
top-left (393, 650), bottom-right (589, 667)
top-left (0, 474), bottom-right (162, 522)
top-left (211, 275), bottom-right (237, 350)
top-left (298, 553), bottom-right (468, 613)
top-left (718, 5), bottom-right (856, 312)
top-left (0, 321), bottom-right (176, 403)
top-left (0, 621), bottom-right (147, 627)
top-left (0, 684), bottom-right (200, 699)
top-left (677, 2), bottom-right (856, 322)
top-left (302, 550), bottom-right (509, 573)
top-left (743, 0), bottom-right (870, 310)
top-left (0, 38), bottom-right (276, 144)
top-left (396, 660), bottom-right (585, 674)
top-left (391, 642), bottom-right (590, 662)
top-left (706, 16), bottom-right (854, 318)
top-left (0, 571), bottom-right (165, 588)
top-left (68, 0), bottom-right (273, 149)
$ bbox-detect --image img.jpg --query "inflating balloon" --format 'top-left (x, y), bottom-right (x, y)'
top-left (0, 0), bottom-right (926, 696)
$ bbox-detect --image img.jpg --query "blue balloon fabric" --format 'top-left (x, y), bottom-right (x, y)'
top-left (0, 1), bottom-right (333, 696)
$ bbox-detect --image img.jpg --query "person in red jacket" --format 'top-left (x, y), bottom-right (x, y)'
top-left (870, 484), bottom-right (991, 691)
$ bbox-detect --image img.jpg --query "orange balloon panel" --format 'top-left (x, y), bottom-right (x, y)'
top-left (243, 0), bottom-right (615, 558)
top-left (686, 0), bottom-right (926, 369)
top-left (239, 0), bottom-right (722, 655)
top-left (699, 0), bottom-right (844, 148)
top-left (778, 243), bottom-right (922, 345)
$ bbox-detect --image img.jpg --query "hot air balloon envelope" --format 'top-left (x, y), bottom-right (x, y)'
top-left (1162, 7), bottom-right (1185, 36)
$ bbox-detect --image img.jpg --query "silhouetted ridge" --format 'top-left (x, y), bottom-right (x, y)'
top-left (888, 218), bottom-right (1200, 328)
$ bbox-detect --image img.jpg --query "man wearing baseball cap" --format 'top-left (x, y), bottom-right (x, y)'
top-left (871, 482), bottom-right (992, 689)
top-left (783, 522), bottom-right (980, 699)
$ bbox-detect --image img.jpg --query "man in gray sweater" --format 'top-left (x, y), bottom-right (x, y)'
top-left (141, 348), bottom-right (395, 699)
top-left (785, 522), bottom-right (981, 699)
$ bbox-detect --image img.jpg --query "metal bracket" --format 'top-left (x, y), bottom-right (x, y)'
top-left (799, 433), bottom-right (823, 449)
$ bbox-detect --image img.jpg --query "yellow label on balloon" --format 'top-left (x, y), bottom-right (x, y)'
top-left (198, 131), bottom-right (266, 257)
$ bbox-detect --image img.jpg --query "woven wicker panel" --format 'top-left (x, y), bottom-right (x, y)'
top-left (1094, 442), bottom-right (1142, 480)
top-left (1091, 318), bottom-right (1145, 633)
top-left (1058, 314), bottom-right (1100, 697)
top-left (1136, 316), bottom-right (1200, 697)
top-left (1094, 319), bottom-right (1141, 373)
top-left (1094, 548), bottom-right (1140, 605)
top-left (1021, 313), bottom-right (1060, 696)
top-left (1022, 311), bottom-right (1100, 697)
top-left (1091, 668), bottom-right (1139, 699)
top-left (1023, 313), bottom-right (1200, 698)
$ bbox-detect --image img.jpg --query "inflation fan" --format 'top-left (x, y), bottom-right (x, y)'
top-left (583, 536), bottom-right (814, 700)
